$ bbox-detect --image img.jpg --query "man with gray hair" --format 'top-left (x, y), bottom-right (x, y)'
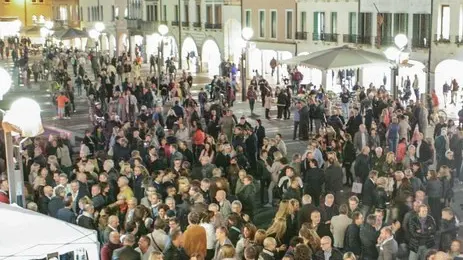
top-left (104, 159), bottom-right (119, 203)
top-left (48, 186), bottom-right (66, 218)
top-left (112, 233), bottom-right (140, 260)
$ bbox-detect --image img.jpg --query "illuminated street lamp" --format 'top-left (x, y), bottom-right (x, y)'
top-left (157, 24), bottom-right (169, 88)
top-left (0, 68), bottom-right (43, 207)
top-left (241, 27), bottom-right (253, 102)
top-left (384, 34), bottom-right (408, 99)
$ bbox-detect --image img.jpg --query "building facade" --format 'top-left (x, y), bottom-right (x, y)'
top-left (52, 0), bottom-right (81, 28)
top-left (241, 0), bottom-right (297, 83)
top-left (0, 0), bottom-right (53, 39)
top-left (79, 0), bottom-right (130, 56)
top-left (125, 0), bottom-right (241, 76)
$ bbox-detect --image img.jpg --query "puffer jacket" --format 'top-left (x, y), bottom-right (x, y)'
top-left (408, 214), bottom-right (437, 253)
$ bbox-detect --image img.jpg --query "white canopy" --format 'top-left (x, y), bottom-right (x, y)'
top-left (0, 203), bottom-right (99, 260)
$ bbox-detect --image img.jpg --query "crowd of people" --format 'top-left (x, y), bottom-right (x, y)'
top-left (0, 45), bottom-right (463, 260)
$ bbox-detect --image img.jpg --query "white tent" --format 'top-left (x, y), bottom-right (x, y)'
top-left (0, 203), bottom-right (99, 260)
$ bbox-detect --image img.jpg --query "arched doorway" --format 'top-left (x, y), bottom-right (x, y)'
top-left (398, 60), bottom-right (426, 101)
top-left (146, 33), bottom-right (161, 58)
top-left (201, 39), bottom-right (221, 77)
top-left (435, 59), bottom-right (463, 107)
top-left (163, 36), bottom-right (178, 63)
top-left (181, 37), bottom-right (199, 72)
top-left (119, 33), bottom-right (129, 55)
top-left (224, 18), bottom-right (242, 64)
top-left (109, 34), bottom-right (116, 57)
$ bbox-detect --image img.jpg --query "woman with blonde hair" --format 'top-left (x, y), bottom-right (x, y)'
top-left (177, 176), bottom-right (190, 195)
top-left (266, 151), bottom-right (284, 207)
top-left (299, 222), bottom-right (321, 255)
top-left (375, 177), bottom-right (389, 210)
top-left (381, 152), bottom-right (397, 177)
top-left (274, 200), bottom-right (290, 220)
top-left (266, 217), bottom-right (288, 246)
top-left (343, 252), bottom-right (357, 260)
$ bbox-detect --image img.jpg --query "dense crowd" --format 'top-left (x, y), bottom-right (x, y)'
top-left (0, 45), bottom-right (463, 260)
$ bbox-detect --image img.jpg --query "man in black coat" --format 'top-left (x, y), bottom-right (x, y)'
top-left (237, 176), bottom-right (256, 218)
top-left (91, 184), bottom-right (106, 212)
top-left (77, 204), bottom-right (97, 231)
top-left (354, 146), bottom-right (371, 183)
top-left (112, 234), bottom-right (141, 260)
top-left (56, 196), bottom-right (77, 224)
top-left (298, 102), bottom-right (310, 140)
top-left (245, 127), bottom-right (258, 172)
top-left (164, 229), bottom-right (188, 260)
top-left (298, 194), bottom-right (318, 229)
top-left (344, 211), bottom-right (363, 256)
top-left (324, 153), bottom-right (344, 205)
top-left (408, 205), bottom-right (437, 259)
top-left (361, 170), bottom-right (378, 217)
top-left (39, 186), bottom-right (53, 215)
top-left (48, 186), bottom-right (65, 218)
top-left (360, 214), bottom-right (379, 260)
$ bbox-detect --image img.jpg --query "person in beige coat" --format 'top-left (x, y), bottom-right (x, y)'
top-left (330, 204), bottom-right (352, 249)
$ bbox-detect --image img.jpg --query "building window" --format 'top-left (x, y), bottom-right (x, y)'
top-left (100, 6), bottom-right (103, 21)
top-left (331, 12), bottom-right (337, 34)
top-left (175, 5), bottom-right (179, 22)
top-left (112, 5), bottom-right (115, 21)
top-left (87, 7), bottom-right (90, 21)
top-left (196, 5), bottom-right (201, 23)
top-left (270, 10), bottom-right (277, 38)
top-left (214, 5), bottom-right (222, 24)
top-left (184, 5), bottom-right (189, 23)
top-left (359, 12), bottom-right (372, 38)
top-left (300, 11), bottom-right (307, 32)
top-left (348, 12), bottom-right (357, 35)
top-left (154, 5), bottom-right (158, 21)
top-left (80, 7), bottom-right (83, 21)
top-left (439, 5), bottom-right (450, 40)
top-left (313, 12), bottom-right (325, 39)
top-left (206, 5), bottom-right (212, 24)
top-left (245, 10), bottom-right (251, 27)
top-left (60, 6), bottom-right (68, 20)
top-left (413, 14), bottom-right (430, 46)
top-left (162, 5), bottom-right (166, 21)
top-left (394, 13), bottom-right (408, 35)
top-left (259, 10), bottom-right (265, 38)
top-left (286, 10), bottom-right (293, 39)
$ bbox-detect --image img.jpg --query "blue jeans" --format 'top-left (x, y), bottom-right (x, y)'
top-left (341, 102), bottom-right (349, 118)
top-left (388, 138), bottom-right (398, 154)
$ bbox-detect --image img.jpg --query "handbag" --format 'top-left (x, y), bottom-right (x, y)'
top-left (351, 181), bottom-right (363, 194)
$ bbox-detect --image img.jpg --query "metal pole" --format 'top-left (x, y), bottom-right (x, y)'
top-left (427, 0), bottom-right (434, 94)
top-left (276, 52), bottom-right (280, 85)
top-left (14, 143), bottom-right (25, 207)
top-left (178, 0), bottom-right (183, 69)
top-left (241, 46), bottom-right (247, 102)
top-left (4, 131), bottom-right (17, 205)
top-left (157, 40), bottom-right (162, 88)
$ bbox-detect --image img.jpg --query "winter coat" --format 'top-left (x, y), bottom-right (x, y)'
top-left (408, 214), bottom-right (437, 252)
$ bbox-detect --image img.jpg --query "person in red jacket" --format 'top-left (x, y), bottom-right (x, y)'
top-left (0, 178), bottom-right (9, 204)
top-left (100, 231), bottom-right (122, 260)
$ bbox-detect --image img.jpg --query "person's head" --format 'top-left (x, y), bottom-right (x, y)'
top-left (320, 236), bottom-right (332, 252)
top-left (442, 207), bottom-right (455, 221)
top-left (117, 176), bottom-right (129, 188)
top-left (170, 228), bottom-right (183, 247)
top-left (450, 240), bottom-right (462, 253)
top-left (310, 210), bottom-right (321, 225)
top-left (339, 204), bottom-right (348, 215)
top-left (294, 244), bottom-right (312, 260)
top-left (379, 227), bottom-right (393, 241)
top-left (244, 246), bottom-right (258, 260)
top-left (415, 190), bottom-right (426, 202)
top-left (325, 194), bottom-right (334, 206)
top-left (215, 226), bottom-right (229, 241)
top-left (353, 212), bottom-right (364, 225)
top-left (231, 200), bottom-right (242, 213)
top-left (148, 251), bottom-right (164, 260)
top-left (137, 235), bottom-right (151, 251)
top-left (263, 237), bottom-right (277, 251)
top-left (188, 211), bottom-right (201, 225)
top-left (109, 231), bottom-right (120, 245)
top-left (348, 196), bottom-right (359, 211)
top-left (243, 223), bottom-right (257, 240)
top-left (343, 252), bottom-right (357, 260)
top-left (219, 244), bottom-right (236, 259)
top-left (215, 190), bottom-right (226, 202)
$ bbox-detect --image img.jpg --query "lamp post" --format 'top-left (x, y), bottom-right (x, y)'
top-left (3, 97), bottom-right (43, 207)
top-left (241, 27), bottom-right (253, 102)
top-left (384, 34), bottom-right (408, 100)
top-left (0, 68), bottom-right (43, 207)
top-left (157, 24), bottom-right (169, 89)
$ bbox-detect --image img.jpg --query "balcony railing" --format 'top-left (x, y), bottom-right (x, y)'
top-left (324, 33), bottom-right (338, 42)
top-left (193, 22), bottom-right (201, 28)
top-left (182, 21), bottom-right (190, 27)
top-left (126, 19), bottom-right (141, 30)
top-left (343, 34), bottom-right (357, 43)
top-left (376, 36), bottom-right (394, 46)
top-left (205, 23), bottom-right (222, 29)
top-left (295, 32), bottom-right (308, 40)
top-left (357, 35), bottom-right (372, 45)
top-left (434, 34), bottom-right (451, 43)
top-left (411, 37), bottom-right (429, 48)
top-left (313, 33), bottom-right (338, 42)
top-left (171, 21), bottom-right (179, 26)
top-left (160, 21), bottom-right (168, 25)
